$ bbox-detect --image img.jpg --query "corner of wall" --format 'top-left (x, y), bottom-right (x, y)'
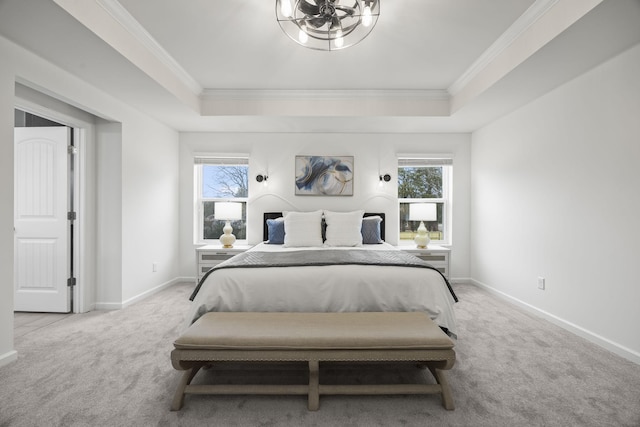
top-left (0, 350), bottom-right (18, 369)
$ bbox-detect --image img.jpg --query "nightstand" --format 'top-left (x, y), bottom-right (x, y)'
top-left (400, 245), bottom-right (451, 279)
top-left (195, 244), bottom-right (251, 283)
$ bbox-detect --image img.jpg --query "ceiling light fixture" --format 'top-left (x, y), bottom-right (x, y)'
top-left (276, 0), bottom-right (380, 51)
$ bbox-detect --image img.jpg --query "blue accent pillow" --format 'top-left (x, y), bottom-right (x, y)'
top-left (361, 216), bottom-right (383, 244)
top-left (266, 218), bottom-right (285, 244)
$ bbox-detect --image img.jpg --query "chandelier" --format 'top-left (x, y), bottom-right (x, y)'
top-left (276, 0), bottom-right (380, 51)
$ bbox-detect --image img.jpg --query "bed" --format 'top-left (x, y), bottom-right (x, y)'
top-left (186, 210), bottom-right (458, 338)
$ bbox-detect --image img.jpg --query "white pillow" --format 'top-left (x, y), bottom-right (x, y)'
top-left (323, 210), bottom-right (365, 247)
top-left (283, 210), bottom-right (324, 247)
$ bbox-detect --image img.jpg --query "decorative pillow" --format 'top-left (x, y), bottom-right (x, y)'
top-left (283, 210), bottom-right (324, 247)
top-left (266, 217), bottom-right (285, 244)
top-left (361, 215), bottom-right (383, 244)
top-left (323, 210), bottom-right (364, 247)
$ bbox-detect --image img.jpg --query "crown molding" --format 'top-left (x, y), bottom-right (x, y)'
top-left (201, 89), bottom-right (450, 101)
top-left (448, 0), bottom-right (560, 96)
top-left (96, 0), bottom-right (202, 95)
top-left (200, 89), bottom-right (451, 117)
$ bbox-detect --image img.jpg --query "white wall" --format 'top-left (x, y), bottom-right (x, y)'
top-left (95, 120), bottom-right (123, 306)
top-left (179, 132), bottom-right (471, 282)
top-left (94, 117), bottom-right (180, 309)
top-left (121, 117), bottom-right (180, 303)
top-left (470, 43), bottom-right (640, 363)
top-left (0, 42), bottom-right (17, 367)
top-left (0, 35), bottom-right (180, 365)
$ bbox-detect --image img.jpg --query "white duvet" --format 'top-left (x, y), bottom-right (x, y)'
top-left (185, 242), bottom-right (457, 337)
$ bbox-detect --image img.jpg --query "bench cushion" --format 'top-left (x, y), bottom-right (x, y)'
top-left (175, 312), bottom-right (454, 351)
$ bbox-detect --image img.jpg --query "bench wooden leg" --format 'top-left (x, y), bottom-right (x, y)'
top-left (171, 365), bottom-right (204, 411)
top-left (308, 360), bottom-right (320, 411)
top-left (428, 365), bottom-right (455, 410)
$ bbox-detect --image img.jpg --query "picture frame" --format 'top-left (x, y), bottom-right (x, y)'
top-left (294, 155), bottom-right (354, 196)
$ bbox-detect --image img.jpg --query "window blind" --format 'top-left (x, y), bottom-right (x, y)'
top-left (398, 157), bottom-right (453, 167)
top-left (194, 156), bottom-right (248, 165)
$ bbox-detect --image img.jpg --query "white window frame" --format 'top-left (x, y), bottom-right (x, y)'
top-left (194, 156), bottom-right (249, 245)
top-left (397, 157), bottom-right (453, 246)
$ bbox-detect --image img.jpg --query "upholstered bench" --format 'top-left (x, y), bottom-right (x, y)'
top-left (170, 311), bottom-right (456, 411)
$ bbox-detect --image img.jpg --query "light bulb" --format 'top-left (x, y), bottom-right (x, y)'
top-left (280, 0), bottom-right (292, 18)
top-left (298, 24), bottom-right (309, 44)
top-left (334, 29), bottom-right (344, 48)
top-left (362, 4), bottom-right (372, 27)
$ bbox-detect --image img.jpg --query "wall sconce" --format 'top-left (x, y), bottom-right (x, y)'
top-left (256, 174), bottom-right (269, 186)
top-left (379, 173), bottom-right (391, 187)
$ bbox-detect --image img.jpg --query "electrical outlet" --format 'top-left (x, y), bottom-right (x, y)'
top-left (152, 262), bottom-right (158, 272)
top-left (537, 277), bottom-right (545, 290)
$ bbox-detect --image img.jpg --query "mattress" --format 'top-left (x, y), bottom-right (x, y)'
top-left (185, 242), bottom-right (457, 337)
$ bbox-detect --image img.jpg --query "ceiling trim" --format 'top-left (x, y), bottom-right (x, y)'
top-left (200, 89), bottom-right (451, 117)
top-left (96, 0), bottom-right (202, 94)
top-left (52, 0), bottom-right (201, 112)
top-left (448, 0), bottom-right (560, 96)
top-left (201, 89), bottom-right (450, 101)
top-left (52, 0), bottom-right (557, 119)
top-left (43, 0), bottom-right (607, 124)
top-left (449, 0), bottom-right (604, 113)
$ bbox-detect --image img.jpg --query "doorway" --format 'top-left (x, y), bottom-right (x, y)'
top-left (14, 110), bottom-right (75, 313)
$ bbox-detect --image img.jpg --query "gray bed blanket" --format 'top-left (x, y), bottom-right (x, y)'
top-left (190, 249), bottom-right (458, 303)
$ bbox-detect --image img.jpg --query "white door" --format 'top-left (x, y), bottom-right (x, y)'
top-left (14, 127), bottom-right (70, 313)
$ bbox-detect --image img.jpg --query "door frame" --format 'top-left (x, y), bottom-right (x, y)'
top-left (14, 97), bottom-right (94, 314)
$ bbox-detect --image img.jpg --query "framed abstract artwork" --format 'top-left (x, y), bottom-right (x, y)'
top-left (294, 155), bottom-right (354, 196)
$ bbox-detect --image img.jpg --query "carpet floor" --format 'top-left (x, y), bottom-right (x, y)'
top-left (1, 282), bottom-right (639, 427)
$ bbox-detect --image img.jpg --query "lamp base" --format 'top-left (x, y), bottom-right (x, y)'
top-left (219, 220), bottom-right (236, 248)
top-left (414, 221), bottom-right (430, 249)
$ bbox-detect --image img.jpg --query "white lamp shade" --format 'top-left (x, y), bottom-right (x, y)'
top-left (409, 203), bottom-right (437, 221)
top-left (214, 202), bottom-right (242, 221)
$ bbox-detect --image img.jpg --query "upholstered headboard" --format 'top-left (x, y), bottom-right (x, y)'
top-left (263, 212), bottom-right (386, 242)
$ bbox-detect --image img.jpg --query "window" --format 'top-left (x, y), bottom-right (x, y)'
top-left (194, 157), bottom-right (248, 243)
top-left (398, 157), bottom-right (452, 245)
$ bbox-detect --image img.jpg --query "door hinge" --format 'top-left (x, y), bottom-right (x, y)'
top-left (67, 277), bottom-right (76, 288)
top-left (67, 211), bottom-right (76, 221)
top-left (68, 145), bottom-right (77, 155)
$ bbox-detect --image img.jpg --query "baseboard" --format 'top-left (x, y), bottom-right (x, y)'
top-left (0, 350), bottom-right (18, 368)
top-left (95, 277), bottom-right (190, 311)
top-left (470, 279), bottom-right (640, 365)
top-left (94, 302), bottom-right (123, 310)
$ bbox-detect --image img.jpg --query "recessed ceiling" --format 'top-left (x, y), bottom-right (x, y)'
top-left (116, 0), bottom-right (533, 91)
top-left (0, 0), bottom-right (638, 132)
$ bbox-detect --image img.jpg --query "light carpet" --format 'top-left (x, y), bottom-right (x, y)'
top-left (1, 282), bottom-right (639, 427)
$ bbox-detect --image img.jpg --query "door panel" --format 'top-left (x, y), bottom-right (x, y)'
top-left (14, 127), bottom-right (70, 313)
